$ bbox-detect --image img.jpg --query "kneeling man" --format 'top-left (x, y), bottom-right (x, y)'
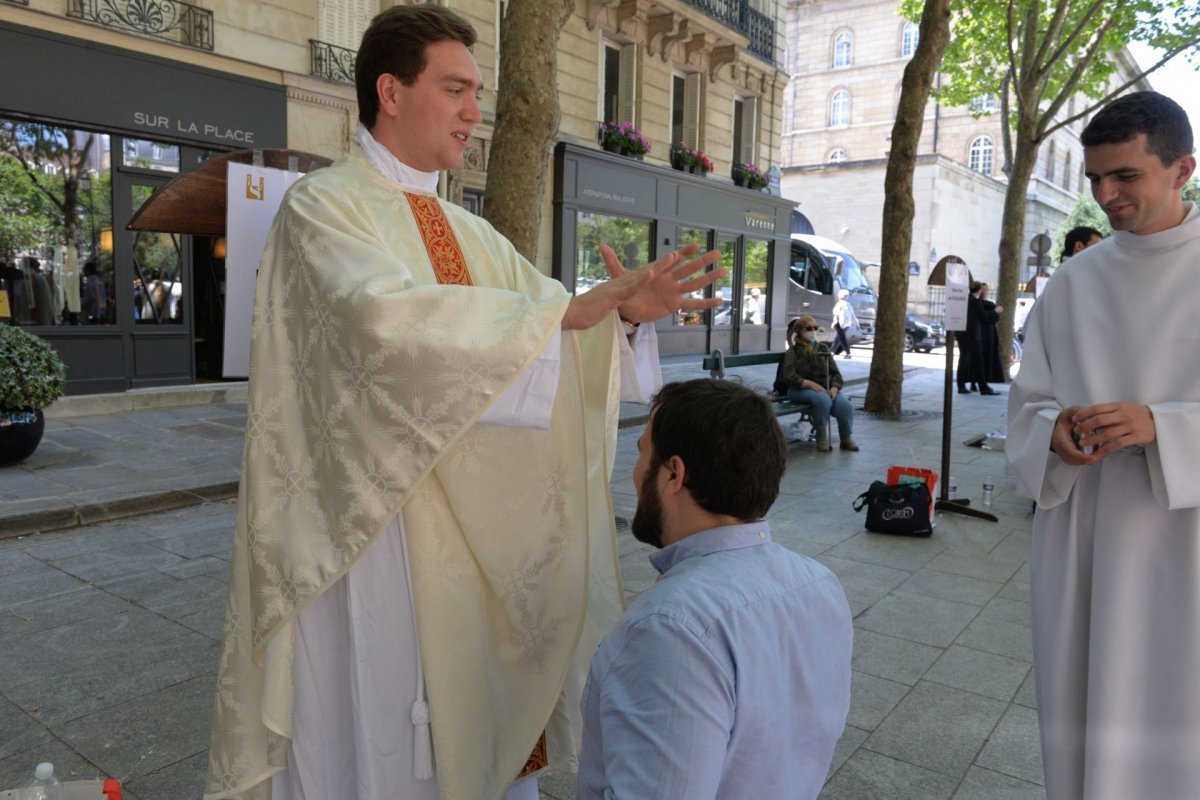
top-left (577, 378), bottom-right (853, 799)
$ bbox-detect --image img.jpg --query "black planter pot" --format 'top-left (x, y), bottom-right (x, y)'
top-left (601, 140), bottom-right (622, 154)
top-left (0, 409), bottom-right (45, 466)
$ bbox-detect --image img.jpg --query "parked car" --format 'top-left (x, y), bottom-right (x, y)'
top-left (786, 234), bottom-right (878, 344)
top-left (905, 314), bottom-right (945, 352)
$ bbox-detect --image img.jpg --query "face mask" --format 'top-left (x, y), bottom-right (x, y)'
top-left (801, 331), bottom-right (817, 343)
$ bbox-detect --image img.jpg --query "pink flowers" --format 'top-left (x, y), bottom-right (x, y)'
top-left (670, 142), bottom-right (713, 174)
top-left (598, 121), bottom-right (651, 156)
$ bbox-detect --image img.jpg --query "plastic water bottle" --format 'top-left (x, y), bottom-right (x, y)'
top-left (23, 762), bottom-right (62, 800)
top-left (948, 476), bottom-right (958, 499)
top-left (982, 477), bottom-right (994, 507)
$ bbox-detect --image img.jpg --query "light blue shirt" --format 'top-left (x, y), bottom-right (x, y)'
top-left (577, 522), bottom-right (853, 800)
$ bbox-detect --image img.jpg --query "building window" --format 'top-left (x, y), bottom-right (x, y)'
top-left (902, 22), bottom-right (919, 57)
top-left (828, 148), bottom-right (847, 163)
top-left (601, 40), bottom-right (637, 125)
top-left (124, 140), bottom-right (138, 160)
top-left (1063, 152), bottom-right (1073, 190)
top-left (1045, 140), bottom-right (1056, 182)
top-left (970, 95), bottom-right (997, 114)
top-left (319, 0), bottom-right (374, 50)
top-left (833, 31), bottom-right (852, 68)
top-left (672, 72), bottom-right (702, 148)
top-left (733, 95), bottom-right (758, 165)
top-left (969, 135), bottom-right (994, 175)
top-left (830, 90), bottom-right (850, 127)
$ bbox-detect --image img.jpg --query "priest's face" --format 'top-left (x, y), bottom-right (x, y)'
top-left (631, 420), bottom-right (666, 549)
top-left (1085, 133), bottom-right (1196, 236)
top-left (382, 40), bottom-right (484, 172)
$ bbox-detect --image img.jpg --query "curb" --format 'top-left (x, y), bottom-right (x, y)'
top-left (0, 481), bottom-right (239, 540)
top-left (5, 374), bottom-right (885, 538)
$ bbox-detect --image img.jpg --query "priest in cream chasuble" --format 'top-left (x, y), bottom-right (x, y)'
top-left (204, 9), bottom-right (724, 797)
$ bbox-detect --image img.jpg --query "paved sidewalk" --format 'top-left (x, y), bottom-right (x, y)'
top-left (0, 351), bottom-right (1043, 799)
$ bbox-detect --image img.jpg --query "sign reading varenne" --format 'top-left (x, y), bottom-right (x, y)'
top-left (743, 211), bottom-right (775, 232)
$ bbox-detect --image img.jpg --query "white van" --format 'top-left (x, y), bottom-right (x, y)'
top-left (786, 234), bottom-right (878, 340)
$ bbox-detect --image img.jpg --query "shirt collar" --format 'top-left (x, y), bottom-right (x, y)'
top-left (649, 521), bottom-right (773, 575)
top-left (355, 123), bottom-right (440, 193)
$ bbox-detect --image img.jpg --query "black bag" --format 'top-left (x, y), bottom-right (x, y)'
top-left (853, 480), bottom-right (933, 536)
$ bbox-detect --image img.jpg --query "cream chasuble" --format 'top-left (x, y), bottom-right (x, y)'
top-left (1007, 207), bottom-right (1200, 800)
top-left (205, 149), bottom-right (627, 800)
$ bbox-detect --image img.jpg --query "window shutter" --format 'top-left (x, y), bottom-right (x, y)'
top-left (618, 43), bottom-right (639, 124)
top-left (320, 0), bottom-right (375, 50)
top-left (683, 72), bottom-right (702, 147)
top-left (739, 95), bottom-right (759, 164)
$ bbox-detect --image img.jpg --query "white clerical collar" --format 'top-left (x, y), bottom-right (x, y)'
top-left (1184, 201), bottom-right (1198, 223)
top-left (356, 124), bottom-right (440, 193)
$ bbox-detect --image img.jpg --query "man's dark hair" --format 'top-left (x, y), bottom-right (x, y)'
top-left (647, 379), bottom-right (787, 521)
top-left (355, 5), bottom-right (477, 128)
top-left (1062, 226), bottom-right (1103, 260)
top-left (1081, 91), bottom-right (1194, 167)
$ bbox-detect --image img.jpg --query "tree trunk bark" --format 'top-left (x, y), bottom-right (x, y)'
top-left (863, 0), bottom-right (951, 415)
top-left (482, 0), bottom-right (574, 262)
top-left (994, 116), bottom-right (1040, 378)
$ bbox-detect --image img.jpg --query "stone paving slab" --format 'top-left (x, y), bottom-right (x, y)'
top-left (0, 355), bottom-right (1047, 799)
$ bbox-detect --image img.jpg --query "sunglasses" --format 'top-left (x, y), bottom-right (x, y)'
top-left (802, 326), bottom-right (820, 332)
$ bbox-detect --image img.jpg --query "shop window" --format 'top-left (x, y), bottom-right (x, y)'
top-left (743, 238), bottom-right (770, 326)
top-left (123, 138), bottom-right (179, 172)
top-left (130, 184), bottom-right (184, 324)
top-left (673, 228), bottom-right (710, 326)
top-left (0, 117), bottom-right (115, 327)
top-left (574, 210), bottom-right (650, 296)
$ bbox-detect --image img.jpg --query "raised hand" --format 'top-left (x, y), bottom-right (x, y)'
top-left (600, 243), bottom-right (726, 323)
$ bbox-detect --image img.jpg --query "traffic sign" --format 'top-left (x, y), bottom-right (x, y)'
top-left (1030, 232), bottom-right (1052, 255)
top-left (1027, 255), bottom-right (1051, 267)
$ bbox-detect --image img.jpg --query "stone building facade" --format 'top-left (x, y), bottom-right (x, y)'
top-left (779, 0), bottom-right (1149, 316)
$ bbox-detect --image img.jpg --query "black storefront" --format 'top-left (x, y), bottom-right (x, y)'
top-left (553, 143), bottom-right (794, 356)
top-left (0, 21), bottom-right (286, 394)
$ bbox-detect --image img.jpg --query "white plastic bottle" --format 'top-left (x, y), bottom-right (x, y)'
top-left (23, 762), bottom-right (62, 800)
top-left (982, 476), bottom-right (994, 507)
top-left (948, 475), bottom-right (958, 499)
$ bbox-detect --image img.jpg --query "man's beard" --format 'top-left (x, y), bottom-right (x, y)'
top-left (631, 465), bottom-right (665, 549)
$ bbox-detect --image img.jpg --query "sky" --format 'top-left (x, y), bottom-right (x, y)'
top-left (1127, 42), bottom-right (1200, 128)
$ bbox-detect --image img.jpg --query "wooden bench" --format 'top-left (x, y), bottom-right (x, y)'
top-left (701, 349), bottom-right (816, 436)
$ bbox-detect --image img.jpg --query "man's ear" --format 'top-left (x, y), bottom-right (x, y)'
top-left (1174, 154), bottom-right (1197, 190)
top-left (376, 73), bottom-right (402, 120)
top-left (662, 455), bottom-right (688, 496)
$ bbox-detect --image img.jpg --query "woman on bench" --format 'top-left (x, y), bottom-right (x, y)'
top-left (780, 316), bottom-right (859, 452)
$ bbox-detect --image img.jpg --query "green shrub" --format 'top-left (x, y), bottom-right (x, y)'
top-left (0, 323), bottom-right (66, 410)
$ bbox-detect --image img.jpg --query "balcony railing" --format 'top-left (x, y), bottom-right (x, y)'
top-left (67, 0), bottom-right (213, 51)
top-left (680, 0), bottom-right (776, 64)
top-left (310, 40), bottom-right (356, 85)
